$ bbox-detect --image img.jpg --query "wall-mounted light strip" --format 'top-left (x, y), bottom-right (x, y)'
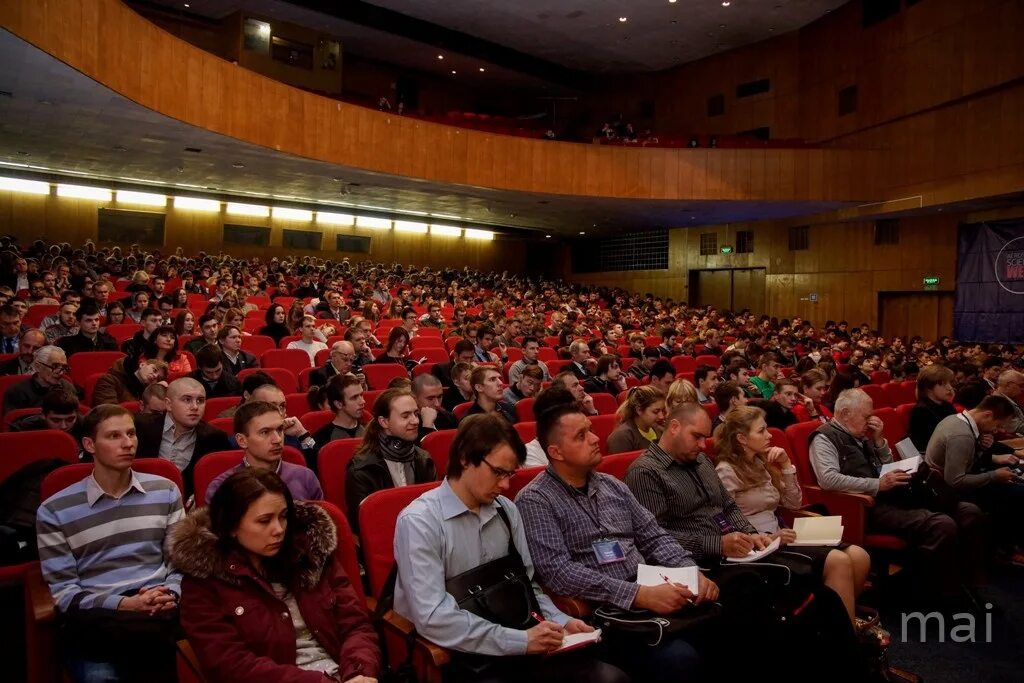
top-left (430, 224), bottom-right (462, 237)
top-left (226, 202), bottom-right (270, 217)
top-left (56, 184), bottom-right (112, 201)
top-left (394, 220), bottom-right (428, 234)
top-left (0, 176), bottom-right (50, 195)
top-left (116, 190), bottom-right (166, 206)
top-left (273, 207), bottom-right (313, 221)
top-left (316, 211), bottom-right (354, 226)
top-left (355, 216), bottom-right (391, 230)
top-left (465, 228), bottom-right (494, 241)
top-left (174, 196), bottom-right (221, 212)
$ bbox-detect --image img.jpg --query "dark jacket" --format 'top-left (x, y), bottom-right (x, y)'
top-left (9, 414), bottom-right (84, 443)
top-left (465, 400), bottom-right (517, 424)
top-left (189, 368), bottom-right (242, 398)
top-left (431, 361), bottom-right (456, 388)
top-left (185, 337), bottom-right (217, 357)
top-left (908, 399), bottom-right (956, 453)
top-left (583, 376), bottom-right (620, 396)
top-left (308, 362), bottom-right (342, 389)
top-left (345, 446), bottom-right (436, 532)
top-left (567, 360), bottom-right (591, 380)
top-left (56, 331), bottom-right (118, 358)
top-left (0, 355), bottom-right (32, 376)
top-left (91, 358), bottom-right (146, 406)
top-left (221, 350), bottom-right (259, 376)
top-left (171, 504), bottom-right (380, 683)
top-left (441, 385), bottom-right (472, 413)
top-left (134, 412), bottom-right (230, 499)
top-left (416, 409), bottom-right (458, 444)
top-left (120, 331), bottom-right (151, 362)
top-left (3, 376), bottom-right (77, 414)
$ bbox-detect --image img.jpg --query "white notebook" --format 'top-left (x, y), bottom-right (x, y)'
top-left (790, 516), bottom-right (844, 547)
top-left (635, 563), bottom-right (699, 590)
top-left (880, 443), bottom-right (921, 475)
top-left (554, 629), bottom-right (602, 653)
top-left (725, 536), bottom-right (780, 563)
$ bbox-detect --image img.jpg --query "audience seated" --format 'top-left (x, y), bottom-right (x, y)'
top-left (4, 344), bottom-right (76, 413)
top-left (792, 369), bottom-right (832, 424)
top-left (508, 336), bottom-right (551, 384)
top-left (504, 363), bottom-right (543, 406)
top-left (412, 373), bottom-right (458, 443)
top-left (308, 340), bottom-right (358, 389)
top-left (466, 365), bottom-right (517, 423)
top-left (1, 327), bottom-right (45, 375)
top-left (134, 377), bottom-right (231, 499)
top-left (310, 374), bottom-right (367, 450)
top-left (607, 385), bottom-right (666, 454)
top-left (9, 388), bottom-right (83, 441)
top-left (218, 324), bottom-right (259, 375)
top-left (346, 388), bottom-right (436, 530)
top-left (584, 354), bottom-right (627, 397)
top-left (190, 343), bottom-right (242, 398)
top-left (442, 361), bottom-right (476, 412)
top-left (36, 405), bottom-right (183, 682)
top-left (120, 308), bottom-right (161, 360)
top-left (394, 414), bottom-right (625, 683)
top-left (185, 314), bottom-right (220, 356)
top-left (205, 401), bottom-right (323, 504)
top-left (172, 469), bottom-right (379, 683)
top-left (287, 315), bottom-right (329, 367)
top-left (56, 302), bottom-right (118, 357)
top-left (693, 364), bottom-right (718, 405)
top-left (992, 370), bottom-right (1024, 435)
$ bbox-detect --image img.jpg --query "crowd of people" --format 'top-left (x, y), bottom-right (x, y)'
top-left (2, 235), bottom-right (1023, 683)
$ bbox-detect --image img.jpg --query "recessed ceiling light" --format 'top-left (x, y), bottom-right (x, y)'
top-left (479, 67), bottom-right (485, 72)
top-left (184, 3), bottom-right (190, 7)
top-left (545, 234), bottom-right (551, 238)
top-left (450, 70), bottom-right (456, 75)
top-left (579, 231), bottom-right (586, 235)
top-left (437, 54), bottom-right (444, 60)
top-left (722, 1), bottom-right (731, 6)
top-left (232, 162), bottom-right (245, 169)
top-left (669, 0), bottom-right (677, 3)
top-left (619, 17), bottom-right (628, 23)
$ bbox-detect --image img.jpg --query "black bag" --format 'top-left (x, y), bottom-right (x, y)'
top-left (592, 601), bottom-right (721, 647)
top-left (909, 462), bottom-right (959, 513)
top-left (443, 503), bottom-right (540, 630)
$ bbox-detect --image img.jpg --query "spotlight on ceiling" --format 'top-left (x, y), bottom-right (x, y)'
top-left (619, 17), bottom-right (628, 23)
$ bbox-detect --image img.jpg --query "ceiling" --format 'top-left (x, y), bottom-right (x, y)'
top-left (366, 0), bottom-right (847, 72)
top-left (139, 0), bottom-right (847, 78)
top-left (0, 28), bottom-right (855, 236)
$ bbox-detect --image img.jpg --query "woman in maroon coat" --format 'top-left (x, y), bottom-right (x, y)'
top-left (170, 469), bottom-right (380, 683)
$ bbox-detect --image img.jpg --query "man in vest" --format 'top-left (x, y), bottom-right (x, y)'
top-left (809, 388), bottom-right (987, 610)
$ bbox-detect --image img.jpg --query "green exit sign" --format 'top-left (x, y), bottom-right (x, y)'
top-left (720, 245), bottom-right (734, 254)
top-left (923, 276), bottom-right (940, 286)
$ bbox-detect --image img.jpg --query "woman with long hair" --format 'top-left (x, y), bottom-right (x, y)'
top-left (793, 368), bottom-right (833, 424)
top-left (287, 301), bottom-right (306, 334)
top-left (373, 326), bottom-right (415, 372)
top-left (171, 469), bottom-right (380, 683)
top-left (172, 287), bottom-right (190, 309)
top-left (345, 388), bottom-right (436, 531)
top-left (143, 324), bottom-right (192, 374)
top-left (259, 304), bottom-right (291, 346)
top-left (823, 372), bottom-right (856, 413)
top-left (104, 300), bottom-right (126, 326)
top-left (606, 385), bottom-right (666, 454)
top-left (173, 309), bottom-right (195, 337)
top-left (714, 405), bottom-right (870, 623)
top-left (907, 364), bottom-right (957, 453)
top-left (665, 378), bottom-right (699, 412)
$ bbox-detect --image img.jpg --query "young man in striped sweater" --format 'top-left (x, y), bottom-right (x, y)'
top-left (36, 404), bottom-right (184, 683)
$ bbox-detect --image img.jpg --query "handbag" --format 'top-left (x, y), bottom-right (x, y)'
top-left (909, 461), bottom-right (959, 513)
top-left (592, 601), bottom-right (721, 647)
top-left (443, 503), bottom-right (541, 630)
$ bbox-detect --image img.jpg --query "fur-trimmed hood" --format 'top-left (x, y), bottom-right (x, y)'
top-left (169, 502), bottom-right (337, 591)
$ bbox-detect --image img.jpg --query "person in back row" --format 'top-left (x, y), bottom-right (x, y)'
top-left (205, 400), bottom-right (322, 504)
top-left (134, 377), bottom-right (230, 500)
top-left (10, 388), bottom-right (83, 441)
top-left (190, 344), bottom-right (242, 398)
top-left (345, 388), bottom-right (436, 532)
top-left (507, 336), bottom-right (551, 385)
top-left (503, 363), bottom-right (543, 407)
top-left (310, 373), bottom-right (367, 450)
top-left (412, 373), bottom-right (459, 443)
top-left (173, 468), bottom-right (379, 683)
top-left (465, 365), bottom-right (518, 423)
top-left (394, 414), bottom-right (626, 683)
top-left (606, 385), bottom-right (666, 454)
top-left (56, 302), bottom-right (118, 357)
top-left (37, 405), bottom-right (183, 683)
top-left (218, 324), bottom-right (259, 375)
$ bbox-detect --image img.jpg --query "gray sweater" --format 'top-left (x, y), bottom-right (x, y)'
top-left (925, 412), bottom-right (994, 491)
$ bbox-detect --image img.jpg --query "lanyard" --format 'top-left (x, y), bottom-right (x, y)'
top-left (550, 470), bottom-right (609, 536)
top-left (959, 412), bottom-right (978, 440)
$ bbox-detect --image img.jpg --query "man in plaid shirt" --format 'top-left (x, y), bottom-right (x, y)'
top-left (515, 391), bottom-right (719, 683)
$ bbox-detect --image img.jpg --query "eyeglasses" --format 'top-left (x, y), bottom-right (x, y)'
top-left (481, 458), bottom-right (518, 481)
top-left (37, 361), bottom-right (70, 374)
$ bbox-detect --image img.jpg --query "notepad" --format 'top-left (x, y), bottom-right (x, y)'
top-left (790, 515), bottom-right (844, 547)
top-left (554, 629), bottom-right (602, 653)
top-left (725, 536), bottom-right (780, 563)
top-left (635, 564), bottom-right (699, 591)
top-left (880, 442), bottom-right (921, 475)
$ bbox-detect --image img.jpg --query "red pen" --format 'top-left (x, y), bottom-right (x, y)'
top-left (530, 611), bottom-right (545, 623)
top-left (660, 574), bottom-right (672, 583)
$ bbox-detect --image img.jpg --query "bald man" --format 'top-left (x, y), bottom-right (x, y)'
top-left (993, 370), bottom-right (1024, 436)
top-left (134, 377), bottom-right (230, 499)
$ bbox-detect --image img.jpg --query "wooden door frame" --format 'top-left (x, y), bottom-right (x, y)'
top-left (688, 267), bottom-right (767, 311)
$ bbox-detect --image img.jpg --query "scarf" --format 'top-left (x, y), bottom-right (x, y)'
top-left (378, 433), bottom-right (416, 484)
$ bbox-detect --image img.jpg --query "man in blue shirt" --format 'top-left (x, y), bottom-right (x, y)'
top-left (394, 413), bottom-right (626, 683)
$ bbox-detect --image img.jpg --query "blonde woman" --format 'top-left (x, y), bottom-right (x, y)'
top-left (665, 378), bottom-right (699, 411)
top-left (714, 405), bottom-right (870, 623)
top-left (606, 385), bottom-right (666, 454)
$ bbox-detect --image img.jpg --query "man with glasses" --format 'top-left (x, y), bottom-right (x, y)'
top-left (309, 340), bottom-right (362, 389)
top-left (26, 279), bottom-right (59, 307)
top-left (393, 414), bottom-right (625, 683)
top-left (993, 370), bottom-right (1024, 435)
top-left (135, 377), bottom-right (230, 499)
top-left (344, 327), bottom-right (376, 373)
top-left (56, 302), bottom-right (118, 358)
top-left (3, 345), bottom-right (77, 413)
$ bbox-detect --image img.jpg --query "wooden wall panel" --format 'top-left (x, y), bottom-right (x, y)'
top-left (0, 0), bottom-right (882, 204)
top-left (0, 190), bottom-right (525, 273)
